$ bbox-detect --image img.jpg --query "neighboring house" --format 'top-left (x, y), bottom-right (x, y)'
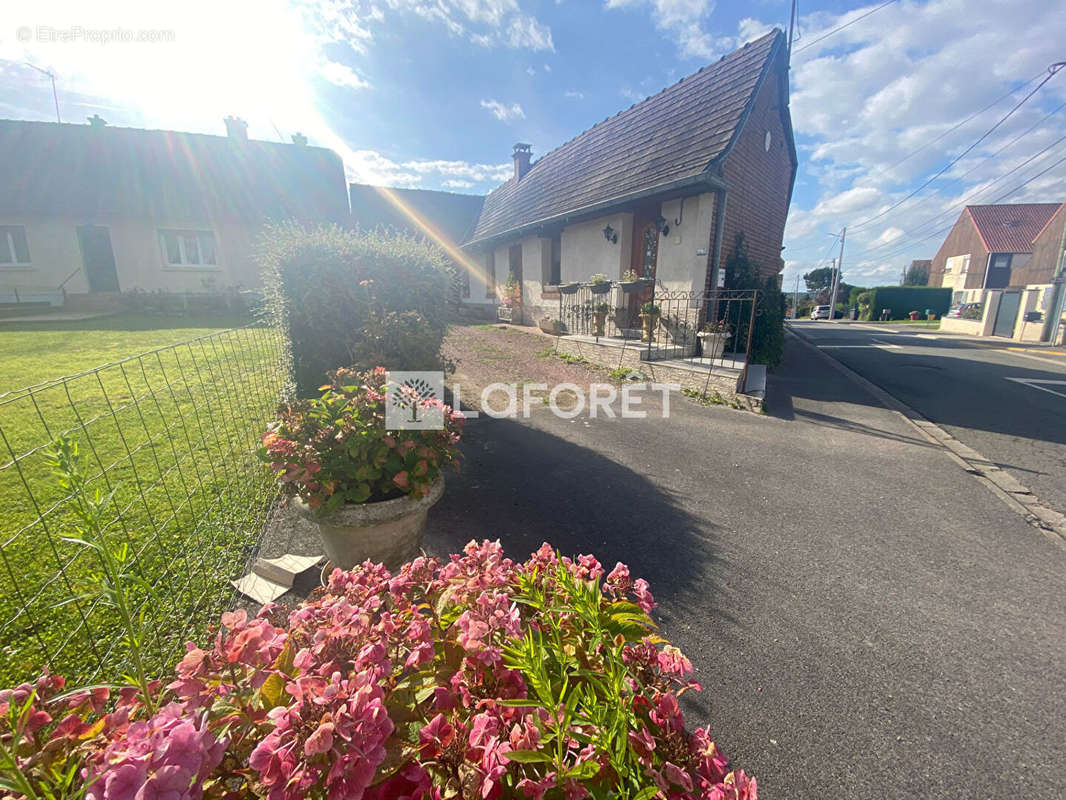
top-left (929, 203), bottom-right (1060, 297)
top-left (349, 184), bottom-right (486, 303)
top-left (459, 29), bottom-right (797, 323)
top-left (930, 202), bottom-right (1066, 343)
top-left (0, 116), bottom-right (349, 307)
top-left (350, 184), bottom-right (484, 244)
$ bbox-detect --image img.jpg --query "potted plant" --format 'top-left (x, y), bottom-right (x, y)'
top-left (592, 301), bottom-right (610, 336)
top-left (259, 366), bottom-right (462, 571)
top-left (498, 272), bottom-right (520, 321)
top-left (926, 309), bottom-right (936, 321)
top-left (908, 310), bottom-right (921, 321)
top-left (559, 281), bottom-right (580, 295)
top-left (538, 315), bottom-right (565, 335)
top-left (697, 318), bottom-right (732, 360)
top-left (588, 272), bottom-right (611, 294)
top-left (639, 301), bottom-right (661, 342)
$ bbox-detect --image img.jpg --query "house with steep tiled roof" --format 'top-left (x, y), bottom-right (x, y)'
top-left (929, 203), bottom-right (1061, 293)
top-left (458, 29), bottom-right (796, 326)
top-left (931, 202), bottom-right (1066, 342)
top-left (0, 116), bottom-right (348, 308)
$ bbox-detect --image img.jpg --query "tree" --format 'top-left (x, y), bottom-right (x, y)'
top-left (905, 261), bottom-right (930, 286)
top-left (723, 234), bottom-right (785, 369)
top-left (803, 267), bottom-right (834, 296)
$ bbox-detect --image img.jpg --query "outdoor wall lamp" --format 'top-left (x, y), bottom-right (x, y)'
top-left (655, 215), bottom-right (670, 237)
top-left (603, 225), bottom-right (618, 243)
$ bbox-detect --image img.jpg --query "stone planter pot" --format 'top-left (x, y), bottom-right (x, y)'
top-left (538, 317), bottom-right (565, 335)
top-left (592, 310), bottom-right (608, 337)
top-left (620, 281), bottom-right (641, 294)
top-left (559, 283), bottom-right (580, 295)
top-left (698, 331), bottom-right (731, 360)
top-left (294, 476), bottom-right (445, 571)
top-left (640, 313), bottom-right (660, 343)
top-left (589, 282), bottom-right (611, 295)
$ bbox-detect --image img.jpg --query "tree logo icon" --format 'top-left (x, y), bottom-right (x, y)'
top-left (385, 371), bottom-right (445, 430)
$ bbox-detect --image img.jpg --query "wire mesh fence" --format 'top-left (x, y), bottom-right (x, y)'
top-left (0, 324), bottom-right (288, 685)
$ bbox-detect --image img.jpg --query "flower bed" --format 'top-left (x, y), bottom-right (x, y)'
top-left (0, 542), bottom-right (755, 800)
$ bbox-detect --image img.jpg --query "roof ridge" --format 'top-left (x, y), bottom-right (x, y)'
top-left (523, 29), bottom-right (782, 176)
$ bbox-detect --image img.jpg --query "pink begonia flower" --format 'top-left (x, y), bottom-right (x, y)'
top-left (517, 774), bottom-right (556, 800)
top-left (663, 761), bottom-right (694, 792)
top-left (603, 562), bottom-right (632, 598)
top-left (658, 645), bottom-right (693, 677)
top-left (418, 713), bottom-right (455, 757)
top-left (627, 726), bottom-right (656, 763)
top-left (691, 727), bottom-right (730, 784)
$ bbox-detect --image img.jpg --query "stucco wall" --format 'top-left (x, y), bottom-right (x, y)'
top-left (656, 194), bottom-right (715, 294)
top-left (560, 212), bottom-right (633, 283)
top-left (0, 215), bottom-right (264, 295)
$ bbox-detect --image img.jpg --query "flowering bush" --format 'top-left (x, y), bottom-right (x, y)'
top-left (258, 367), bottom-right (462, 512)
top-left (1, 542), bottom-right (755, 800)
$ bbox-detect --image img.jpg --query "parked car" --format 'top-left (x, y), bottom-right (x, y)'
top-left (946, 302), bottom-right (982, 319)
top-left (810, 305), bottom-right (831, 320)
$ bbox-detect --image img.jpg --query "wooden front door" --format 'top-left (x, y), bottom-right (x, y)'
top-left (508, 244), bottom-right (523, 323)
top-left (626, 212), bottom-right (660, 327)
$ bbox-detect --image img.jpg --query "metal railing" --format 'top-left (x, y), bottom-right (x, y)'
top-left (0, 324), bottom-right (288, 685)
top-left (556, 283), bottom-right (758, 379)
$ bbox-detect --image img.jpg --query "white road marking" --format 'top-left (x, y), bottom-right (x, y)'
top-left (915, 334), bottom-right (940, 339)
top-left (817, 344), bottom-right (902, 350)
top-left (1005, 377), bottom-right (1066, 399)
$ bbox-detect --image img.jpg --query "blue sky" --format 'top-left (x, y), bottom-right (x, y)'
top-left (2, 0), bottom-right (1066, 289)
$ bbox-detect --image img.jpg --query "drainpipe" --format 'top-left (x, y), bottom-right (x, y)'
top-left (707, 188), bottom-right (729, 321)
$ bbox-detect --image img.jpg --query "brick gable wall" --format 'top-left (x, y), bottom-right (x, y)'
top-left (1017, 202), bottom-right (1066, 285)
top-left (928, 211), bottom-right (989, 289)
top-left (716, 59), bottom-right (794, 284)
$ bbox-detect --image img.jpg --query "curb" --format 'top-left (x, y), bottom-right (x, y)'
top-left (786, 327), bottom-right (1066, 545)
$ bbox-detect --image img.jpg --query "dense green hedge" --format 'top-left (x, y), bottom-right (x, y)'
top-left (861, 286), bottom-right (952, 320)
top-left (257, 224), bottom-right (451, 395)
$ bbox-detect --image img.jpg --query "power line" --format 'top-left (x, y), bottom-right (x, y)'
top-left (850, 61), bottom-right (1066, 231)
top-left (852, 147), bottom-right (1066, 266)
top-left (793, 0), bottom-right (898, 55)
top-left (857, 132), bottom-right (1066, 259)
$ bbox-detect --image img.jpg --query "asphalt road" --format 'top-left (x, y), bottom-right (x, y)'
top-left (791, 320), bottom-right (1066, 517)
top-left (422, 335), bottom-right (1066, 798)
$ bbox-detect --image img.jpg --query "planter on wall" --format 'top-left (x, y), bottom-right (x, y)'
top-left (589, 282), bottom-right (611, 295)
top-left (497, 305), bottom-right (514, 322)
top-left (640, 313), bottom-right (660, 343)
top-left (559, 283), bottom-right (580, 295)
top-left (294, 476), bottom-right (445, 571)
top-left (592, 311), bottom-right (608, 337)
top-left (538, 317), bottom-right (566, 335)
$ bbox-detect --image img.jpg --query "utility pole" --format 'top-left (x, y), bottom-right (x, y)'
top-left (24, 63), bottom-right (61, 123)
top-left (827, 227), bottom-right (846, 320)
top-left (793, 274), bottom-right (800, 320)
top-left (787, 0), bottom-right (798, 62)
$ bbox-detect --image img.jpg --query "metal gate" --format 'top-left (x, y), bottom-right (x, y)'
top-left (993, 291), bottom-right (1021, 338)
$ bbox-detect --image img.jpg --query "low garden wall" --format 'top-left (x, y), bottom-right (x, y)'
top-left (555, 336), bottom-right (744, 399)
top-left (938, 317), bottom-right (984, 336)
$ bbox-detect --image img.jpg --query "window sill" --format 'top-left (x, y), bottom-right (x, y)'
top-left (541, 289), bottom-right (560, 300)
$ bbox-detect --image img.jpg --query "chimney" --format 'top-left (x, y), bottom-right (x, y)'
top-left (291, 132), bottom-right (308, 146)
top-left (87, 114), bottom-right (108, 128)
top-left (224, 116), bottom-right (248, 140)
top-left (512, 143), bottom-right (532, 181)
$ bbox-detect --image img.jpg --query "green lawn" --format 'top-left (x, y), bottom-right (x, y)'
top-left (0, 313), bottom-right (285, 684)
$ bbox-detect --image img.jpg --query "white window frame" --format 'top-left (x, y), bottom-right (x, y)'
top-left (158, 229), bottom-right (219, 269)
top-left (0, 225), bottom-right (32, 268)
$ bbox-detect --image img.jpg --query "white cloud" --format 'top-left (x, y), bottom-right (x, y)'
top-left (317, 60), bottom-right (370, 90)
top-left (383, 0), bottom-right (552, 51)
top-left (480, 98), bottom-right (525, 121)
top-left (564, 89), bottom-right (584, 99)
top-left (605, 0), bottom-right (726, 61)
top-left (442, 179), bottom-right (475, 189)
top-left (775, 0), bottom-right (1066, 287)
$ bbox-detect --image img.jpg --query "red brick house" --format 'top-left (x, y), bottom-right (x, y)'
top-left (459, 29), bottom-right (797, 323)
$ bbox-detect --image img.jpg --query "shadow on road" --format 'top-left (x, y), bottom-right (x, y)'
top-left (424, 415), bottom-right (719, 612)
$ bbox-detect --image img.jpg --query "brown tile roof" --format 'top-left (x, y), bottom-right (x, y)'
top-left (966, 203), bottom-right (1062, 254)
top-left (0, 119), bottom-right (350, 224)
top-left (466, 29), bottom-right (784, 245)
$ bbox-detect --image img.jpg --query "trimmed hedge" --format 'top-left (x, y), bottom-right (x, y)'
top-left (861, 286), bottom-right (952, 320)
top-left (257, 224), bottom-right (451, 396)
